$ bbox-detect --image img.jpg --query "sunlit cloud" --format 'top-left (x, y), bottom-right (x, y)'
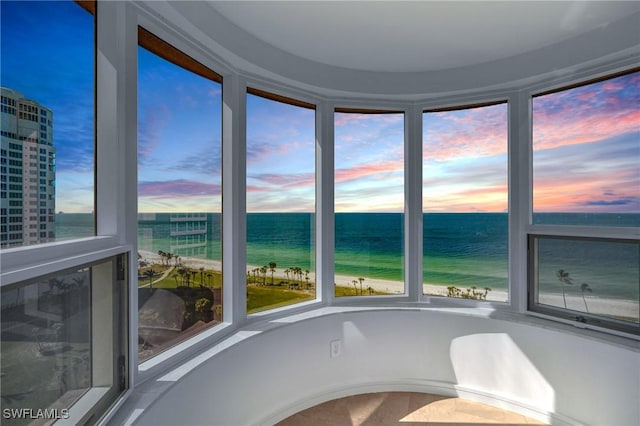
top-left (533, 129), bottom-right (639, 212)
top-left (423, 103), bottom-right (508, 162)
top-left (248, 172), bottom-right (315, 189)
top-left (533, 72), bottom-right (640, 152)
top-left (335, 160), bottom-right (403, 184)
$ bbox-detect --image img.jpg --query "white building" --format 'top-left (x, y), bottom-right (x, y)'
top-left (0, 87), bottom-right (55, 247)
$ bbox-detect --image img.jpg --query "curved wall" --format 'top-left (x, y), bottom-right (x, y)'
top-left (133, 309), bottom-right (639, 426)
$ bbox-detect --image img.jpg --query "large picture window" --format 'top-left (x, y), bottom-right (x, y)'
top-left (0, 0), bottom-right (95, 247)
top-left (532, 71), bottom-right (640, 226)
top-left (422, 103), bottom-right (508, 302)
top-left (334, 110), bottom-right (405, 297)
top-left (530, 70), bottom-right (640, 334)
top-left (137, 28), bottom-right (223, 360)
top-left (246, 90), bottom-right (316, 313)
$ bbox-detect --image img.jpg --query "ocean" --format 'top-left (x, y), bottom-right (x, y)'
top-left (55, 212), bottom-right (639, 301)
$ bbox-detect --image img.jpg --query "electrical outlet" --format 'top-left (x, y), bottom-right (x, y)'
top-left (330, 339), bottom-right (342, 358)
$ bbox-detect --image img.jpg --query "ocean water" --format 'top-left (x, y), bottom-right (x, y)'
top-left (56, 212), bottom-right (639, 300)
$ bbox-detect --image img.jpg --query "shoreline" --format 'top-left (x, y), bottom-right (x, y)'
top-left (138, 250), bottom-right (639, 318)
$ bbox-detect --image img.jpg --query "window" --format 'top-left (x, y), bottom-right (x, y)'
top-left (532, 71), bottom-right (640, 226)
top-left (529, 236), bottom-right (639, 334)
top-left (246, 90), bottom-right (316, 312)
top-left (422, 102), bottom-right (508, 302)
top-left (530, 70), bottom-right (640, 334)
top-left (0, 0), bottom-right (95, 247)
top-left (1, 255), bottom-right (128, 424)
top-left (137, 27), bottom-right (223, 361)
top-left (334, 110), bottom-right (404, 296)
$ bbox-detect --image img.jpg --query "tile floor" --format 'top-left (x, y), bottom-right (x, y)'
top-left (277, 392), bottom-right (547, 426)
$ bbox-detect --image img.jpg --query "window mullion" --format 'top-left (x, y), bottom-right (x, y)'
top-left (509, 90), bottom-right (531, 313)
top-left (405, 104), bottom-right (422, 301)
top-left (317, 100), bottom-right (335, 305)
top-left (222, 73), bottom-right (247, 324)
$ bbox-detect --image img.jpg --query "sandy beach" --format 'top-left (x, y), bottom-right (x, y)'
top-left (138, 250), bottom-right (639, 319)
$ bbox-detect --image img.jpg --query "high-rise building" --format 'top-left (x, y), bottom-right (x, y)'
top-left (0, 87), bottom-right (55, 247)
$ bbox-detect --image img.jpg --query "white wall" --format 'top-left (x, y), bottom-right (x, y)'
top-left (130, 309), bottom-right (639, 426)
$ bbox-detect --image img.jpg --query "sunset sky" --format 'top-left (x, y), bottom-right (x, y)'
top-left (2, 1), bottom-right (638, 214)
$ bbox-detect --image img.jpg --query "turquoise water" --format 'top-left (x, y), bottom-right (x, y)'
top-left (55, 212), bottom-right (640, 300)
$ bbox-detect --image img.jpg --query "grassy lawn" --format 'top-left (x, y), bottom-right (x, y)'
top-left (139, 267), bottom-right (222, 289)
top-left (335, 285), bottom-right (390, 297)
top-left (137, 264), bottom-right (391, 312)
top-left (247, 285), bottom-right (314, 313)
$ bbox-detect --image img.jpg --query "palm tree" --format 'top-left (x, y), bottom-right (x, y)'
top-left (305, 269), bottom-right (310, 289)
top-left (144, 269), bottom-right (154, 288)
top-left (580, 282), bottom-right (592, 312)
top-left (260, 266), bottom-right (268, 286)
top-left (483, 287), bottom-right (492, 300)
top-left (352, 280), bottom-right (358, 294)
top-left (269, 262), bottom-right (277, 286)
top-left (157, 250), bottom-right (166, 266)
top-left (358, 277), bottom-right (365, 295)
top-left (555, 269), bottom-right (574, 308)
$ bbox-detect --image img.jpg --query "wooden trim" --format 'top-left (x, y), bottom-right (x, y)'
top-left (424, 99), bottom-right (506, 113)
top-left (334, 107), bottom-right (402, 114)
top-left (246, 87), bottom-right (315, 110)
top-left (534, 66), bottom-right (640, 98)
top-left (75, 0), bottom-right (95, 15)
top-left (138, 27), bottom-right (222, 83)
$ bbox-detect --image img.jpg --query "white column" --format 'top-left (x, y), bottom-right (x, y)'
top-left (222, 74), bottom-right (247, 324)
top-left (405, 104), bottom-right (423, 301)
top-left (316, 101), bottom-right (335, 304)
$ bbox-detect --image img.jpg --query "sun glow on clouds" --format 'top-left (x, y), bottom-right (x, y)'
top-left (423, 103), bottom-right (508, 213)
top-left (335, 112), bottom-right (405, 212)
top-left (533, 72), bottom-right (640, 213)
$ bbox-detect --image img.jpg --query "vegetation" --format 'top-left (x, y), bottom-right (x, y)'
top-left (580, 282), bottom-right (593, 312)
top-left (555, 269), bottom-right (595, 313)
top-left (446, 285), bottom-right (492, 300)
top-left (555, 269), bottom-right (574, 308)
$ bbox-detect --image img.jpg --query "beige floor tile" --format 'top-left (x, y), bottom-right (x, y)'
top-left (276, 392), bottom-right (547, 426)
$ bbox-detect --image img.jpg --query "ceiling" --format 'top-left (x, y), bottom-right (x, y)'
top-left (209, 1), bottom-right (640, 73)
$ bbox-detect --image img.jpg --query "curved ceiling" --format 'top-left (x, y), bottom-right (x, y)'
top-left (209, 1), bottom-right (640, 73)
top-left (156, 1), bottom-right (640, 98)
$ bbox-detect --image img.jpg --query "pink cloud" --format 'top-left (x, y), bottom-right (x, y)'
top-left (533, 108), bottom-right (640, 151)
top-left (248, 172), bottom-right (315, 190)
top-left (424, 105), bottom-right (508, 161)
top-left (424, 184), bottom-right (508, 213)
top-left (335, 160), bottom-right (403, 183)
top-left (534, 168), bottom-right (640, 212)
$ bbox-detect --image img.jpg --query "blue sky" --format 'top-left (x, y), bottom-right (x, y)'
top-left (2, 1), bottom-right (638, 215)
top-left (1, 0), bottom-right (94, 213)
